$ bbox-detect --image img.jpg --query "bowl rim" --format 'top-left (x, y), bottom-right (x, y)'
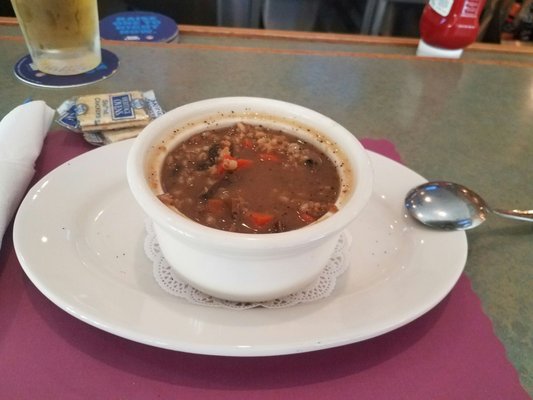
top-left (127, 96), bottom-right (373, 252)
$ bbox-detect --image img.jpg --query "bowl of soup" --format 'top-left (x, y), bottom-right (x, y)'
top-left (127, 97), bottom-right (373, 302)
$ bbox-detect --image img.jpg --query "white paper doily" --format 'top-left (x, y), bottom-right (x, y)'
top-left (144, 222), bottom-right (350, 309)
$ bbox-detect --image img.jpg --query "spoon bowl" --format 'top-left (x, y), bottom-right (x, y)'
top-left (405, 181), bottom-right (533, 230)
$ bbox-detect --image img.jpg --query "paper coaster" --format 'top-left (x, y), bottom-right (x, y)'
top-left (13, 49), bottom-right (119, 88)
top-left (100, 11), bottom-right (179, 42)
top-left (144, 222), bottom-right (351, 310)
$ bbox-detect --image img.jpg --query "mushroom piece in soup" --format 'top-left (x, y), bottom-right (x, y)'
top-left (158, 123), bottom-right (341, 233)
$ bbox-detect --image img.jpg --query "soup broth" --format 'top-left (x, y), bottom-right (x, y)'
top-left (158, 123), bottom-right (341, 233)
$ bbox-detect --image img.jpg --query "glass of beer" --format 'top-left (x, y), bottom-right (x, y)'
top-left (11, 0), bottom-right (101, 75)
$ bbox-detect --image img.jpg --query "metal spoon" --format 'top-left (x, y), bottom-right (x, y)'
top-left (404, 181), bottom-right (533, 230)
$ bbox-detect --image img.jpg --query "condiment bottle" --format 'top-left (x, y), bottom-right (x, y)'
top-left (416, 0), bottom-right (487, 58)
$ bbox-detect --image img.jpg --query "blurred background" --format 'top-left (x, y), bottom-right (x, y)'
top-left (1, 0), bottom-right (530, 43)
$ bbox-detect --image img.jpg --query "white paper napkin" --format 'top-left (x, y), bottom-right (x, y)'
top-left (0, 101), bottom-right (54, 247)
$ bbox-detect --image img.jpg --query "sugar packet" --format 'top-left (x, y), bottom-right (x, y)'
top-left (57, 90), bottom-right (164, 145)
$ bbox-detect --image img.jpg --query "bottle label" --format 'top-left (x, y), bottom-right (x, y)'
top-left (429, 0), bottom-right (454, 16)
top-left (461, 0), bottom-right (483, 17)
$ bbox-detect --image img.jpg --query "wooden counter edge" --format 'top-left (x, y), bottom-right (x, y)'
top-left (2, 16), bottom-right (533, 55)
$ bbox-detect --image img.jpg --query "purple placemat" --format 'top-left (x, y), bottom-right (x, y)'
top-left (0, 132), bottom-right (528, 399)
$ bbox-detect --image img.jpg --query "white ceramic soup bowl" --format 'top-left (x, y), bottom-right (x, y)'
top-left (127, 97), bottom-right (373, 302)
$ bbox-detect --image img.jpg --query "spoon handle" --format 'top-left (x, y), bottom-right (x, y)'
top-left (491, 209), bottom-right (533, 222)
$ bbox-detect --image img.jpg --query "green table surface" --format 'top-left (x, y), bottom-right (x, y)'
top-left (1, 21), bottom-right (532, 395)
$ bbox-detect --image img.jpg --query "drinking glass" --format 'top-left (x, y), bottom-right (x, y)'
top-left (11, 0), bottom-right (101, 75)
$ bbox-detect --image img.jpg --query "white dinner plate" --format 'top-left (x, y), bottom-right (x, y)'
top-left (13, 140), bottom-right (467, 356)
